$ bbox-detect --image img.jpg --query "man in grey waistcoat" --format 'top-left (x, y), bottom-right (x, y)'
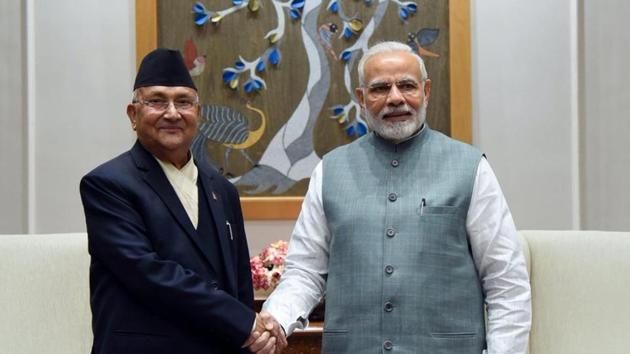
top-left (262, 41), bottom-right (531, 353)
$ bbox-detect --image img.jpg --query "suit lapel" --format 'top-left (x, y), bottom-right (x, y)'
top-left (198, 170), bottom-right (237, 296)
top-left (130, 141), bottom-right (216, 267)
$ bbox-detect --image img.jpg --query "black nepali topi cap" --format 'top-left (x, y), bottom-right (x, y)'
top-left (133, 48), bottom-right (196, 90)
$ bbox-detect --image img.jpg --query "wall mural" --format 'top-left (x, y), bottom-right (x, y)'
top-left (156, 0), bottom-right (449, 197)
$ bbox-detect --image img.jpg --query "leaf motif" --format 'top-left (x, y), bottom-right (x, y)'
top-left (328, 0), bottom-right (339, 13)
top-left (253, 79), bottom-right (264, 90)
top-left (406, 3), bottom-right (418, 13)
top-left (290, 9), bottom-right (301, 20)
top-left (269, 48), bottom-right (281, 65)
top-left (248, 0), bottom-right (261, 12)
top-left (222, 69), bottom-right (237, 83)
top-left (337, 115), bottom-right (347, 124)
top-left (348, 19), bottom-right (363, 32)
top-left (256, 60), bottom-right (266, 72)
top-left (341, 50), bottom-right (352, 62)
top-left (233, 0), bottom-right (243, 5)
top-left (234, 60), bottom-right (245, 70)
top-left (331, 105), bottom-right (345, 116)
top-left (357, 122), bottom-right (368, 136)
top-left (211, 14), bottom-right (223, 23)
top-left (399, 8), bottom-right (409, 20)
top-left (418, 28), bottom-right (439, 47)
top-left (229, 78), bottom-right (239, 90)
top-left (244, 80), bottom-right (254, 93)
top-left (346, 125), bottom-right (356, 136)
top-left (342, 27), bottom-right (353, 39)
top-left (194, 13), bottom-right (210, 26)
top-left (193, 2), bottom-right (207, 14)
top-left (291, 0), bottom-right (305, 9)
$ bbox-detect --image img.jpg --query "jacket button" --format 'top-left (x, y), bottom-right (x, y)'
top-left (383, 340), bottom-right (393, 350)
top-left (384, 301), bottom-right (393, 312)
top-left (388, 192), bottom-right (397, 202)
top-left (384, 265), bottom-right (394, 275)
top-left (391, 159), bottom-right (399, 167)
top-left (385, 228), bottom-right (396, 238)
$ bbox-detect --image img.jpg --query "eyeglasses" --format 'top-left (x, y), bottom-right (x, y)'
top-left (365, 79), bottom-right (422, 100)
top-left (133, 98), bottom-right (198, 112)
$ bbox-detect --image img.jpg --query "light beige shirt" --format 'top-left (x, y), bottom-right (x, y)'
top-left (154, 155), bottom-right (199, 229)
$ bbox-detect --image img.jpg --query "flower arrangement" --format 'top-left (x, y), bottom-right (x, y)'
top-left (250, 240), bottom-right (288, 292)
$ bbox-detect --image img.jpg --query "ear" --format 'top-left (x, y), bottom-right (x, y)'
top-left (422, 79), bottom-right (431, 105)
top-left (126, 104), bottom-right (137, 131)
top-left (355, 87), bottom-right (366, 109)
top-left (193, 103), bottom-right (201, 120)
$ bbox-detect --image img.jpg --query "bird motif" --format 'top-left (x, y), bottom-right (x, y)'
top-left (407, 28), bottom-right (440, 58)
top-left (318, 22), bottom-right (339, 60)
top-left (183, 38), bottom-right (206, 77)
top-left (197, 102), bottom-right (267, 176)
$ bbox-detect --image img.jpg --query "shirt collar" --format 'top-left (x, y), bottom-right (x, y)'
top-left (153, 152), bottom-right (198, 182)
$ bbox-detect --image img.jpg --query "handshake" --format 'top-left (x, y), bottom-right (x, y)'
top-left (242, 311), bottom-right (288, 354)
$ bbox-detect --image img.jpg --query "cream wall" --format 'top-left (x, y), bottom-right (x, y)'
top-left (1, 0), bottom-right (629, 253)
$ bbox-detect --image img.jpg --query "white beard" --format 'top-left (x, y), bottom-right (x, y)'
top-left (364, 103), bottom-right (427, 142)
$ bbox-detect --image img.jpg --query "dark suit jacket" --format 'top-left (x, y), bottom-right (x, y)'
top-left (80, 141), bottom-right (255, 354)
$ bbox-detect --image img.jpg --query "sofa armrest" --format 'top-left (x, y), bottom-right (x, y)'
top-left (520, 230), bottom-right (630, 354)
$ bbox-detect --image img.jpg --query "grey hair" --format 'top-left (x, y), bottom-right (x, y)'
top-left (131, 89), bottom-right (139, 102)
top-left (357, 41), bottom-right (428, 86)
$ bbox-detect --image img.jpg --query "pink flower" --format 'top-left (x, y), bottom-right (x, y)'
top-left (250, 240), bottom-right (288, 291)
top-left (271, 255), bottom-right (284, 266)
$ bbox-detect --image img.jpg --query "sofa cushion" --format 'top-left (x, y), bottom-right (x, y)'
top-left (0, 233), bottom-right (92, 354)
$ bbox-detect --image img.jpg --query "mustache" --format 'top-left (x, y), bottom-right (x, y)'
top-left (378, 105), bottom-right (417, 120)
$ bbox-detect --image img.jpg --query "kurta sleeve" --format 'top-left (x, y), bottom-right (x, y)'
top-left (466, 158), bottom-right (532, 354)
top-left (262, 161), bottom-right (330, 335)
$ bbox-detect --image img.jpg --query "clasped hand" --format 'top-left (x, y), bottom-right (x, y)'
top-left (242, 311), bottom-right (287, 354)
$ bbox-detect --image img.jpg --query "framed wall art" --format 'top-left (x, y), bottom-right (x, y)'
top-left (135, 0), bottom-right (471, 219)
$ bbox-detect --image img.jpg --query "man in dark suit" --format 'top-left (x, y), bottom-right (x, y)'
top-left (80, 48), bottom-right (286, 354)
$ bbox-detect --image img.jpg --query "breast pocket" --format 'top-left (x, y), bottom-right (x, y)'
top-left (418, 206), bottom-right (468, 256)
top-left (418, 205), bottom-right (463, 217)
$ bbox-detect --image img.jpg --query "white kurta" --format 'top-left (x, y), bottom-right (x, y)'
top-left (264, 158), bottom-right (532, 354)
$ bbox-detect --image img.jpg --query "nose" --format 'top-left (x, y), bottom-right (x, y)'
top-left (386, 84), bottom-right (404, 106)
top-left (163, 102), bottom-right (181, 119)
